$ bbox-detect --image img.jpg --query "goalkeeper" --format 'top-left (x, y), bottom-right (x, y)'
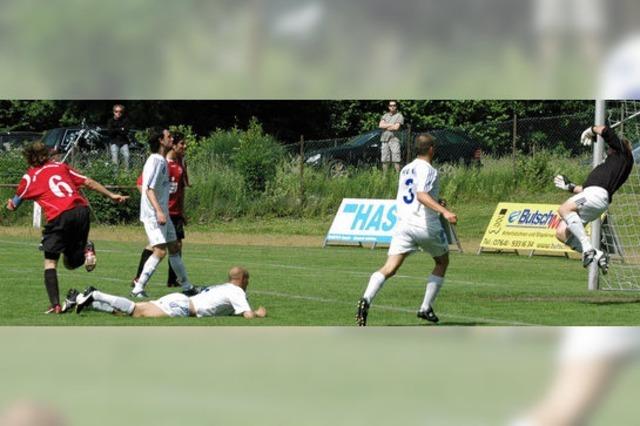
top-left (553, 125), bottom-right (633, 273)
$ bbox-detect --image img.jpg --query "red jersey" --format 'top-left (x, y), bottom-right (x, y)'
top-left (15, 161), bottom-right (88, 222)
top-left (136, 157), bottom-right (187, 216)
top-left (167, 158), bottom-right (187, 216)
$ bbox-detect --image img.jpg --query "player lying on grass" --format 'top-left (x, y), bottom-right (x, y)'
top-left (553, 125), bottom-right (633, 273)
top-left (356, 134), bottom-right (458, 326)
top-left (5, 141), bottom-right (129, 314)
top-left (64, 266), bottom-right (267, 319)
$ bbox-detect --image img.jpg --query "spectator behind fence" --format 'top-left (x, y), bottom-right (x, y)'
top-left (106, 104), bottom-right (131, 170)
top-left (379, 100), bottom-right (404, 172)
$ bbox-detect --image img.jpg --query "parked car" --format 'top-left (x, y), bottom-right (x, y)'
top-left (305, 128), bottom-right (482, 175)
top-left (632, 142), bottom-right (640, 163)
top-left (0, 131), bottom-right (43, 151)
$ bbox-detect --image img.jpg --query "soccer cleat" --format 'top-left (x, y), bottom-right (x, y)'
top-left (582, 249), bottom-right (597, 268)
top-left (130, 289), bottom-right (149, 299)
top-left (167, 282), bottom-right (180, 288)
top-left (44, 304), bottom-right (62, 314)
top-left (182, 286), bottom-right (201, 296)
top-left (355, 298), bottom-right (370, 326)
top-left (75, 286), bottom-right (97, 314)
top-left (84, 241), bottom-right (97, 272)
top-left (595, 250), bottom-right (609, 275)
top-left (417, 307), bottom-right (439, 324)
top-left (582, 248), bottom-right (607, 270)
top-left (61, 288), bottom-right (79, 313)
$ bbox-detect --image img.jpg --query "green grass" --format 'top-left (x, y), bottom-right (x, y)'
top-left (1, 231), bottom-right (639, 326)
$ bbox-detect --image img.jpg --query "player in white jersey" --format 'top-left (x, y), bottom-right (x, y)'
top-left (71, 266), bottom-right (267, 319)
top-left (132, 128), bottom-right (197, 298)
top-left (356, 134), bottom-right (458, 326)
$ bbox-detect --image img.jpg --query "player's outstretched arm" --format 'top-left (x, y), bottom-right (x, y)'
top-left (416, 192), bottom-right (457, 224)
top-left (553, 175), bottom-right (583, 194)
top-left (5, 196), bottom-right (21, 211)
top-left (242, 306), bottom-right (267, 319)
top-left (83, 178), bottom-right (129, 203)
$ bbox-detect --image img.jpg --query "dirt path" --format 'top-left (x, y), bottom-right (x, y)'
top-left (0, 226), bottom-right (325, 248)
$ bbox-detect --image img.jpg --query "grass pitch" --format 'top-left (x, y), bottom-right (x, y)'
top-left (1, 226), bottom-right (639, 326)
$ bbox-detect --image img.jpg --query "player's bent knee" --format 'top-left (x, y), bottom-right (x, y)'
top-left (153, 246), bottom-right (168, 258)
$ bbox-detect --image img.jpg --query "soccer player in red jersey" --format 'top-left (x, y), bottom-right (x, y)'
top-left (5, 141), bottom-right (129, 314)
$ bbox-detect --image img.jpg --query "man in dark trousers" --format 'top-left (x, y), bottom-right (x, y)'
top-left (106, 104), bottom-right (132, 171)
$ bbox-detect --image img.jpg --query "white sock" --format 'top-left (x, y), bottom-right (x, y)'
top-left (92, 290), bottom-right (135, 315)
top-left (169, 254), bottom-right (193, 290)
top-left (363, 271), bottom-right (386, 304)
top-left (91, 301), bottom-right (115, 313)
top-left (564, 213), bottom-right (592, 253)
top-left (420, 275), bottom-right (444, 312)
top-left (135, 254), bottom-right (162, 291)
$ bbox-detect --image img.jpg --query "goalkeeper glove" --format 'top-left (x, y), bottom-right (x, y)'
top-left (554, 175), bottom-right (576, 193)
top-left (581, 127), bottom-right (596, 146)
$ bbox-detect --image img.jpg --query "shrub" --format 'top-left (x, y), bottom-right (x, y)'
top-left (232, 118), bottom-right (284, 193)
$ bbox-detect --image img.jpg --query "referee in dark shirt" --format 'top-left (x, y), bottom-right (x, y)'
top-left (553, 125), bottom-right (633, 273)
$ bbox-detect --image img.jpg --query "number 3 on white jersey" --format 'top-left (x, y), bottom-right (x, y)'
top-left (49, 175), bottom-right (74, 198)
top-left (403, 178), bottom-right (415, 204)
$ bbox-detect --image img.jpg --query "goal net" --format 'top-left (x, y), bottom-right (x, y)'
top-left (598, 100), bottom-right (640, 290)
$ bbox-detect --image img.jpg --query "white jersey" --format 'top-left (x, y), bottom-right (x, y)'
top-left (140, 153), bottom-right (170, 221)
top-left (395, 158), bottom-right (440, 228)
top-left (189, 283), bottom-right (252, 318)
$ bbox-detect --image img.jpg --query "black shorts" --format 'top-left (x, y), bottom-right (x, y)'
top-left (42, 205), bottom-right (90, 260)
top-left (171, 215), bottom-right (185, 241)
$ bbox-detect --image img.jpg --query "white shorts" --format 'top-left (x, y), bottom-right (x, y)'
top-left (568, 186), bottom-right (609, 224)
top-left (388, 221), bottom-right (449, 258)
top-left (143, 217), bottom-right (177, 247)
top-left (150, 293), bottom-right (191, 318)
top-left (381, 139), bottom-right (401, 163)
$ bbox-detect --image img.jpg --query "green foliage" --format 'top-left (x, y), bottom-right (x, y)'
top-left (232, 118), bottom-right (284, 193)
top-left (78, 155), bottom-right (140, 224)
top-left (189, 127), bottom-right (241, 165)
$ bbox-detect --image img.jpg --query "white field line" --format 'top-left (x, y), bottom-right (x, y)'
top-left (1, 268), bottom-right (537, 326)
top-left (253, 290), bottom-right (538, 326)
top-left (0, 239), bottom-right (538, 325)
top-left (0, 239), bottom-right (507, 288)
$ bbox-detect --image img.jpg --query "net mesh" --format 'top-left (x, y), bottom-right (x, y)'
top-left (599, 101), bottom-right (640, 290)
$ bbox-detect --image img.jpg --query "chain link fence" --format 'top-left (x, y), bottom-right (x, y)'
top-left (296, 111), bottom-right (596, 174)
top-left (1, 110), bottom-right (617, 225)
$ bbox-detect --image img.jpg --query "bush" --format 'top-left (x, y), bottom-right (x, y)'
top-left (79, 154), bottom-right (140, 224)
top-left (189, 127), bottom-right (240, 166)
top-left (232, 118), bottom-right (284, 193)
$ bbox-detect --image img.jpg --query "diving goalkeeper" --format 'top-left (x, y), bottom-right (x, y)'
top-left (553, 125), bottom-right (633, 273)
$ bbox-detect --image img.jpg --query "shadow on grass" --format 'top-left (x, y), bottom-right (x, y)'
top-left (581, 298), bottom-right (640, 306)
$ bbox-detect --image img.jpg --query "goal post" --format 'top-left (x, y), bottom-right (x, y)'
top-left (592, 100), bottom-right (640, 291)
top-left (588, 100), bottom-right (606, 291)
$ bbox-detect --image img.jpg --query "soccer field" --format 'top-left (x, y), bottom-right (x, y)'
top-left (1, 226), bottom-right (639, 326)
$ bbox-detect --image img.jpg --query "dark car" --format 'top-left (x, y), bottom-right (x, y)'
top-left (0, 131), bottom-right (43, 151)
top-left (633, 143), bottom-right (640, 163)
top-left (42, 127), bottom-right (143, 155)
top-left (305, 128), bottom-right (482, 175)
